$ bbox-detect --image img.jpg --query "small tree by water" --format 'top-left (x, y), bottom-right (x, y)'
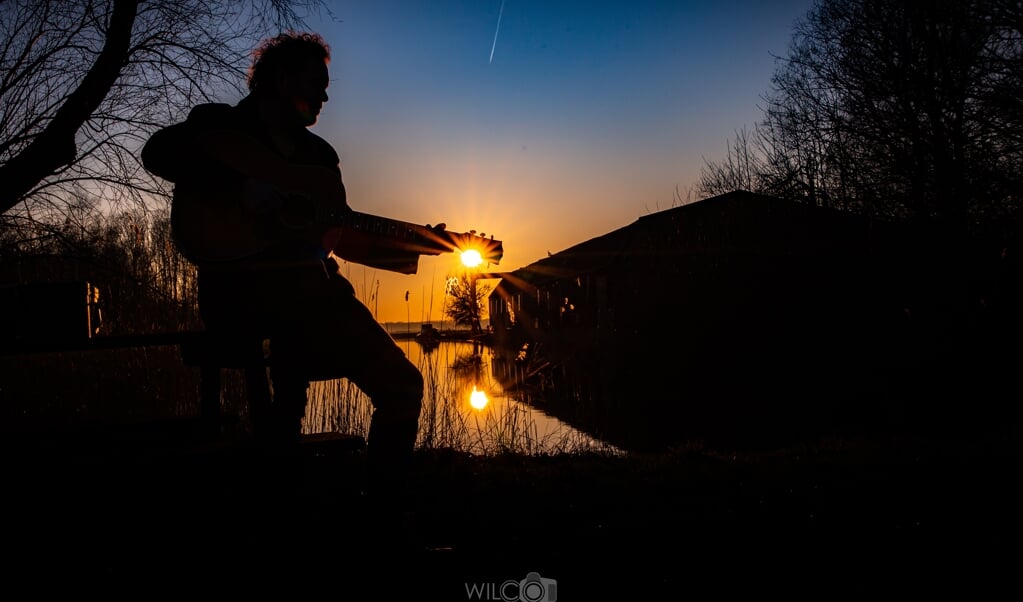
top-left (444, 273), bottom-right (492, 336)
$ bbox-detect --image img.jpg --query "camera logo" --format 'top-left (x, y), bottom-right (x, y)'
top-left (464, 572), bottom-right (558, 602)
top-left (516, 572), bottom-right (557, 602)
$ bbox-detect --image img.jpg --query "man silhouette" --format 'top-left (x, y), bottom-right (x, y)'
top-left (141, 32), bottom-right (423, 516)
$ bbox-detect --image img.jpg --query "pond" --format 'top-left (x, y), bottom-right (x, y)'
top-left (0, 337), bottom-right (618, 456)
top-left (303, 340), bottom-right (618, 456)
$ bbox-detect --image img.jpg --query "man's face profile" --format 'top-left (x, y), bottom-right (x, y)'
top-left (280, 56), bottom-right (329, 127)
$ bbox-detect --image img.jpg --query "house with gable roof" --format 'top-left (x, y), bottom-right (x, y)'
top-left (486, 190), bottom-right (919, 449)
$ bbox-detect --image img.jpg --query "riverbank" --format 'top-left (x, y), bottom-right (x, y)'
top-left (388, 325), bottom-right (488, 343)
top-left (4, 420), bottom-right (1019, 596)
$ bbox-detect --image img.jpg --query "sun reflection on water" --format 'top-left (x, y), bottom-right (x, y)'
top-left (469, 386), bottom-right (488, 410)
top-left (304, 340), bottom-right (619, 456)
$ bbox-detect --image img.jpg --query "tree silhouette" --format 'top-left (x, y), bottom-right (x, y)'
top-left (0, 0), bottom-right (327, 227)
top-left (700, 0), bottom-right (1023, 235)
top-left (444, 273), bottom-right (493, 335)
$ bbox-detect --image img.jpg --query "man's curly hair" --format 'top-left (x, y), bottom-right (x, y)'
top-left (247, 31), bottom-right (331, 92)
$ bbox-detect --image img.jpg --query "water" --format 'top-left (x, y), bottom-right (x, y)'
top-left (303, 340), bottom-right (617, 455)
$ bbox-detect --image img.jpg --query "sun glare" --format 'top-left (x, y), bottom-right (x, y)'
top-left (461, 249), bottom-right (483, 268)
top-left (469, 386), bottom-right (489, 410)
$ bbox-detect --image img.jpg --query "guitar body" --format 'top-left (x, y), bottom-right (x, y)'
top-left (170, 181), bottom-right (285, 263)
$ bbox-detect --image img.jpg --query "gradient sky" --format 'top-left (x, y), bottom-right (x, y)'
top-left (295, 0), bottom-right (815, 323)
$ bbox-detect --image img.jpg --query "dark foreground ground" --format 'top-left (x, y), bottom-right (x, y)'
top-left (4, 419), bottom-right (1021, 598)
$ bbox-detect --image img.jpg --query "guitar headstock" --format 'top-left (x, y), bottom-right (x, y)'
top-left (455, 230), bottom-right (504, 265)
top-left (424, 224), bottom-right (504, 265)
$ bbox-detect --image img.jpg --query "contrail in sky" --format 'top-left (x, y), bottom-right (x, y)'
top-left (489, 0), bottom-right (505, 64)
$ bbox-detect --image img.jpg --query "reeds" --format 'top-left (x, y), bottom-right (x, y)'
top-left (303, 341), bottom-right (618, 456)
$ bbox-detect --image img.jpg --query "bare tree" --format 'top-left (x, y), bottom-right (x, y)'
top-left (700, 0), bottom-right (1023, 233)
top-left (0, 0), bottom-right (328, 227)
top-left (698, 126), bottom-right (767, 198)
top-left (444, 273), bottom-right (493, 335)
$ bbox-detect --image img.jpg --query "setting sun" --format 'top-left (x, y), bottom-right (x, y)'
top-left (460, 249), bottom-right (483, 268)
top-left (469, 386), bottom-right (488, 410)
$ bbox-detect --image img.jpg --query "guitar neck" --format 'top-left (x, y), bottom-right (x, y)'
top-left (326, 209), bottom-right (504, 274)
top-left (336, 210), bottom-right (443, 251)
top-left (341, 210), bottom-right (500, 255)
top-left (170, 179), bottom-right (504, 271)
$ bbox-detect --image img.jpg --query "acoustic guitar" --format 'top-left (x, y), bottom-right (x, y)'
top-left (170, 178), bottom-right (504, 274)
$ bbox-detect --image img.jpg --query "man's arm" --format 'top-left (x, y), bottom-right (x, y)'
top-left (194, 130), bottom-right (344, 204)
top-left (141, 104), bottom-right (233, 183)
top-left (142, 104), bottom-right (345, 208)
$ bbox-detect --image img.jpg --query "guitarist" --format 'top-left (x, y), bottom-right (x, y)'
top-left (142, 32), bottom-right (423, 529)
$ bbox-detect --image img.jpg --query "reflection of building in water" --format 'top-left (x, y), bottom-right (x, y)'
top-left (487, 190), bottom-right (1006, 451)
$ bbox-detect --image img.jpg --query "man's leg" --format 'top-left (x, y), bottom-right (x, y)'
top-left (263, 357), bottom-right (309, 452)
top-left (339, 308), bottom-right (424, 506)
top-left (365, 393), bottom-right (423, 505)
top-left (337, 309), bottom-right (424, 554)
top-left (305, 292), bottom-right (421, 501)
top-left (279, 263), bottom-right (424, 503)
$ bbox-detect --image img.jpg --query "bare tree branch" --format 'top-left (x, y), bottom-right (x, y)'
top-left (0, 0), bottom-right (139, 212)
top-left (0, 0), bottom-right (328, 223)
top-left (699, 0), bottom-right (1023, 231)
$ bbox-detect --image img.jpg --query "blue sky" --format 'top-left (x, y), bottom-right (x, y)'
top-left (290, 0), bottom-right (816, 322)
